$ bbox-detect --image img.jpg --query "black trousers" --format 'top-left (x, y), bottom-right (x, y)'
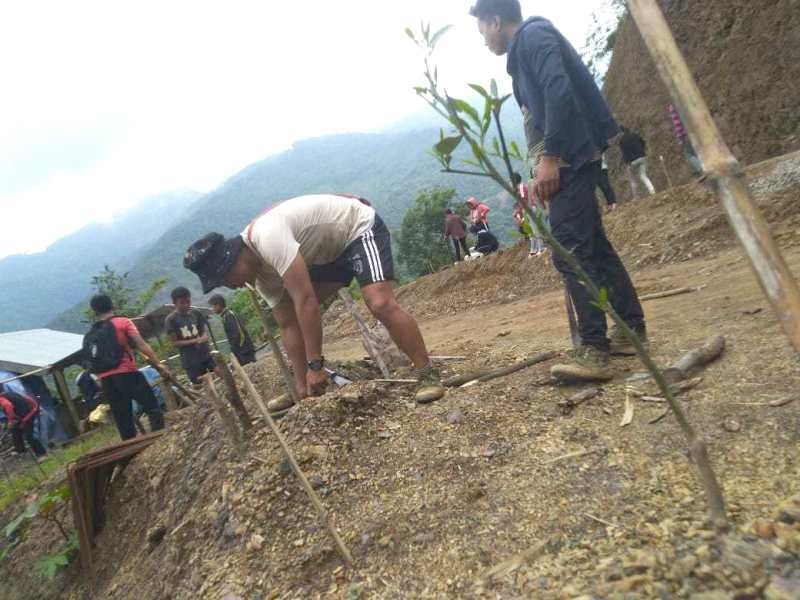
top-left (549, 162), bottom-right (645, 350)
top-left (12, 418), bottom-right (46, 456)
top-left (102, 372), bottom-right (165, 441)
top-left (596, 168), bottom-right (617, 206)
top-left (234, 348), bottom-right (256, 367)
top-left (450, 237), bottom-right (470, 261)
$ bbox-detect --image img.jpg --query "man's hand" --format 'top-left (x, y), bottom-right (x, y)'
top-left (156, 364), bottom-right (172, 379)
top-left (306, 369), bottom-right (329, 397)
top-left (196, 334), bottom-right (209, 345)
top-left (534, 155), bottom-right (561, 202)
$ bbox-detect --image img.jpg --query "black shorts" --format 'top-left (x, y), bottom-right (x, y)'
top-left (185, 357), bottom-right (216, 384)
top-left (309, 215), bottom-right (395, 288)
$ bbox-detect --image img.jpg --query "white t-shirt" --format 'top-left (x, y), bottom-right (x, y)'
top-left (241, 194), bottom-right (375, 306)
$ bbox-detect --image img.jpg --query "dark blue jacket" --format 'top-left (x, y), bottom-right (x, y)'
top-left (507, 17), bottom-right (618, 170)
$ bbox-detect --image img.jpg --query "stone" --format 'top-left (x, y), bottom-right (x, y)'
top-left (722, 419), bottom-right (741, 433)
top-left (774, 501), bottom-right (800, 525)
top-left (764, 577), bottom-right (800, 600)
top-left (695, 544), bottom-right (713, 562)
top-left (751, 519), bottom-right (776, 539)
top-left (689, 591), bottom-right (733, 600)
top-left (446, 408), bottom-right (464, 425)
top-left (668, 555), bottom-right (699, 581)
top-left (247, 534), bottom-right (265, 551)
top-left (773, 523), bottom-right (800, 553)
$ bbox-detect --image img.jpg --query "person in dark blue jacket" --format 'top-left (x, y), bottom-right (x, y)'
top-left (469, 0), bottom-right (647, 382)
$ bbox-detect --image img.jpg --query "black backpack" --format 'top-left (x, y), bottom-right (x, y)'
top-left (82, 318), bottom-right (125, 374)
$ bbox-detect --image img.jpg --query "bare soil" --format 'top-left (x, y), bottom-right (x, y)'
top-left (2, 154), bottom-right (800, 600)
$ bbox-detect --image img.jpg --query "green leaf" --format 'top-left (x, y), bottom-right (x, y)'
top-left (37, 552), bottom-right (70, 580)
top-left (462, 158), bottom-right (482, 168)
top-left (413, 86), bottom-right (428, 95)
top-left (448, 98), bottom-right (481, 128)
top-left (509, 141), bottom-right (523, 160)
top-left (430, 25), bottom-right (453, 49)
top-left (5, 513), bottom-right (27, 538)
top-left (482, 98), bottom-right (493, 136)
top-left (490, 79), bottom-right (499, 98)
top-left (492, 138), bottom-right (501, 156)
top-left (468, 84), bottom-right (490, 99)
top-left (405, 27), bottom-right (416, 42)
top-left (469, 140), bottom-right (485, 164)
top-left (596, 287), bottom-right (609, 310)
top-left (434, 135), bottom-right (463, 156)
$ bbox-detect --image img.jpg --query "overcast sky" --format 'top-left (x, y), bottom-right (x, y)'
top-left (0, 0), bottom-right (610, 259)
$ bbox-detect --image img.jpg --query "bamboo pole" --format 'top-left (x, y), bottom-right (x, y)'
top-left (212, 352), bottom-right (253, 430)
top-left (203, 375), bottom-right (244, 456)
top-left (230, 355), bottom-right (354, 566)
top-left (627, 0), bottom-right (800, 354)
top-left (337, 288), bottom-right (391, 378)
top-left (246, 284), bottom-right (301, 404)
top-left (52, 369), bottom-right (81, 434)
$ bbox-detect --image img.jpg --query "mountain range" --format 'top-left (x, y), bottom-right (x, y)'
top-left (1, 107), bottom-right (524, 334)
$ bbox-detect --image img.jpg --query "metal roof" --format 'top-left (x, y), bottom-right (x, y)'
top-left (0, 328), bottom-right (86, 373)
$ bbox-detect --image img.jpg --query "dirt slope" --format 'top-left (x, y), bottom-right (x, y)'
top-left (3, 153), bottom-right (800, 600)
top-left (602, 0), bottom-right (800, 198)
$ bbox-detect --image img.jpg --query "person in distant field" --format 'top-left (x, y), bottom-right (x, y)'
top-left (182, 193), bottom-right (445, 409)
top-left (667, 103), bottom-right (703, 176)
top-left (208, 294), bottom-right (257, 366)
top-left (466, 197), bottom-right (490, 228)
top-left (469, 222), bottom-right (500, 256)
top-left (619, 125), bottom-right (656, 199)
top-left (443, 208), bottom-right (470, 263)
top-left (469, 0), bottom-right (647, 382)
top-left (0, 388), bottom-right (46, 456)
top-left (596, 153), bottom-right (618, 211)
top-left (84, 294), bottom-right (168, 441)
top-left (165, 287), bottom-right (215, 385)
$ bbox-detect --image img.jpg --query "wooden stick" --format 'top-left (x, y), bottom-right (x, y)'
top-left (584, 513), bottom-right (615, 528)
top-left (230, 355), bottom-right (354, 566)
top-left (337, 288), bottom-right (390, 378)
top-left (640, 286), bottom-right (697, 302)
top-left (212, 352), bottom-right (253, 430)
top-left (246, 285), bottom-right (300, 404)
top-left (543, 447), bottom-right (603, 465)
top-left (663, 337), bottom-right (725, 384)
top-left (443, 351), bottom-right (557, 387)
top-left (161, 372), bottom-right (197, 406)
top-left (429, 356), bottom-right (466, 361)
top-left (203, 375), bottom-right (244, 456)
top-left (629, 0), bottom-right (800, 356)
top-left (374, 379), bottom-right (417, 384)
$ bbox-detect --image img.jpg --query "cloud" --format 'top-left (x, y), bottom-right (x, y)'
top-left (0, 0), bottom-right (606, 258)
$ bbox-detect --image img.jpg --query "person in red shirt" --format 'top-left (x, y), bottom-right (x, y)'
top-left (89, 294), bottom-right (170, 441)
top-left (0, 389), bottom-right (46, 456)
top-left (466, 197), bottom-right (490, 228)
top-left (443, 208), bottom-right (469, 262)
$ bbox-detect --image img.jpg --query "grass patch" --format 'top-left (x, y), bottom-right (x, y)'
top-left (0, 427), bottom-right (118, 512)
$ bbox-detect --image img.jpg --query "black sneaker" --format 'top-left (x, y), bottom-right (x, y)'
top-left (609, 325), bottom-right (648, 356)
top-left (551, 346), bottom-right (614, 383)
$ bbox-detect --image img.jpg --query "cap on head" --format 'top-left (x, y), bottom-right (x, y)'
top-left (183, 233), bottom-right (244, 294)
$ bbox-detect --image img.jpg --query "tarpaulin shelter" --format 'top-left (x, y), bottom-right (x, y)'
top-left (0, 329), bottom-right (86, 435)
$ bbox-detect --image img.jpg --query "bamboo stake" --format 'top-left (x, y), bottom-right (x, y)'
top-left (230, 355), bottom-right (354, 566)
top-left (203, 375), bottom-right (244, 456)
top-left (246, 285), bottom-right (300, 405)
top-left (212, 352), bottom-right (253, 430)
top-left (628, 0), bottom-right (800, 355)
top-left (337, 288), bottom-right (391, 378)
top-left (158, 380), bottom-right (178, 412)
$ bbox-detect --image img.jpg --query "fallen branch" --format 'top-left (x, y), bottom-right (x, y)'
top-left (558, 387), bottom-right (601, 414)
top-left (620, 392), bottom-right (635, 427)
top-left (736, 396), bottom-right (798, 408)
top-left (443, 351), bottom-right (557, 387)
top-left (544, 446), bottom-right (604, 465)
top-left (663, 337), bottom-right (725, 383)
top-left (628, 377), bottom-right (703, 400)
top-left (584, 513), bottom-right (615, 528)
top-left (640, 286), bottom-right (698, 302)
top-left (374, 379), bottom-right (417, 384)
top-left (230, 356), bottom-right (354, 566)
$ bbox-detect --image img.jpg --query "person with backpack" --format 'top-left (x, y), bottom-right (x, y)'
top-left (0, 388), bottom-right (46, 456)
top-left (165, 287), bottom-right (216, 385)
top-left (469, 222), bottom-right (500, 256)
top-left (208, 294), bottom-right (256, 366)
top-left (84, 294), bottom-right (168, 441)
top-left (619, 125), bottom-right (656, 199)
top-left (443, 208), bottom-right (469, 263)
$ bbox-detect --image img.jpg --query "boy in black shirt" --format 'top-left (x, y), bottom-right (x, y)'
top-left (208, 294), bottom-right (256, 366)
top-left (165, 287), bottom-right (215, 384)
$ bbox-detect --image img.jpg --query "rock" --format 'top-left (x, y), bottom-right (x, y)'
top-left (613, 575), bottom-right (652, 592)
top-left (146, 525), bottom-right (167, 548)
top-left (308, 475), bottom-right (325, 490)
top-left (695, 544), bottom-right (713, 562)
top-left (774, 500), bottom-right (800, 525)
top-left (247, 534), bottom-right (265, 552)
top-left (497, 330), bottom-right (511, 338)
top-left (764, 577), bottom-right (800, 600)
top-left (668, 555), bottom-right (699, 581)
top-left (773, 523), bottom-right (800, 553)
top-left (623, 549), bottom-right (657, 575)
top-left (221, 593), bottom-right (244, 600)
top-left (751, 519), bottom-right (776, 539)
top-left (446, 408), bottom-right (464, 425)
top-left (722, 419), bottom-right (741, 433)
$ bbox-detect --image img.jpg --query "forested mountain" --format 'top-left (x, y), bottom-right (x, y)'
top-left (0, 191), bottom-right (199, 333)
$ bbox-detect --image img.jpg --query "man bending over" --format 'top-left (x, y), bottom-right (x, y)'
top-left (183, 194), bottom-right (445, 406)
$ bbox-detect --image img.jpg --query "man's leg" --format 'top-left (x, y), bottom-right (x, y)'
top-left (104, 375), bottom-right (138, 441)
top-left (128, 372), bottom-right (164, 432)
top-left (459, 237), bottom-right (469, 259)
top-left (11, 427), bottom-right (25, 453)
top-left (361, 282), bottom-right (429, 369)
top-left (637, 159), bottom-right (656, 195)
top-left (597, 169), bottom-right (617, 206)
top-left (23, 419), bottom-right (46, 456)
top-left (628, 165), bottom-right (640, 200)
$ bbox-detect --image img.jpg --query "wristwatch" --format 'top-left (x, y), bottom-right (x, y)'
top-left (307, 357), bottom-right (325, 371)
